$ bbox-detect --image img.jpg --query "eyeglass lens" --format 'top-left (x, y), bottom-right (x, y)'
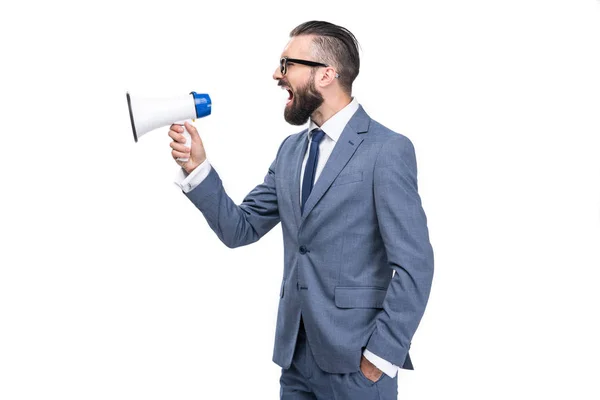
top-left (280, 58), bottom-right (286, 75)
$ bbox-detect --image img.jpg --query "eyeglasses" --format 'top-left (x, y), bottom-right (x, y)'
top-left (279, 56), bottom-right (339, 78)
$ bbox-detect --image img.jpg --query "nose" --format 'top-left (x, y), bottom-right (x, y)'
top-left (273, 66), bottom-right (283, 80)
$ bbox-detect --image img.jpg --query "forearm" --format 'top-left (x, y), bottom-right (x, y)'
top-left (184, 165), bottom-right (280, 248)
top-left (182, 135), bottom-right (291, 248)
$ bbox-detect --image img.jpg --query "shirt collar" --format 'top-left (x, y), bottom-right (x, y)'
top-left (307, 97), bottom-right (360, 142)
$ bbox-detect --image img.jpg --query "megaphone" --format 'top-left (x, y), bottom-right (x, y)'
top-left (126, 91), bottom-right (211, 161)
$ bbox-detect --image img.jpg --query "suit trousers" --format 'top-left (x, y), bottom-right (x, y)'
top-left (279, 316), bottom-right (398, 400)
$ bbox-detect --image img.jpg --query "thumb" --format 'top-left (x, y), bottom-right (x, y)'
top-left (184, 121), bottom-right (201, 143)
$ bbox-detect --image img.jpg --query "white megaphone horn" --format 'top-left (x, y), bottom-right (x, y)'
top-left (126, 91), bottom-right (212, 161)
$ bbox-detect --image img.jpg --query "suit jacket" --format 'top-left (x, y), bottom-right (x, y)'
top-left (184, 105), bottom-right (434, 374)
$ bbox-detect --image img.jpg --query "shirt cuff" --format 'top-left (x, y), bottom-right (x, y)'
top-left (363, 349), bottom-right (398, 378)
top-left (173, 159), bottom-right (212, 193)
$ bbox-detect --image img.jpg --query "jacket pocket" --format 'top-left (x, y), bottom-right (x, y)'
top-left (334, 286), bottom-right (387, 308)
top-left (331, 171), bottom-right (363, 187)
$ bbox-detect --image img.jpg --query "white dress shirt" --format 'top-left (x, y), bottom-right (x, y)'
top-left (174, 97), bottom-right (399, 378)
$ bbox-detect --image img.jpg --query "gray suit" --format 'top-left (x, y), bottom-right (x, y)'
top-left (184, 105), bottom-right (434, 378)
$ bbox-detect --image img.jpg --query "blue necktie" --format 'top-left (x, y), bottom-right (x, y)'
top-left (301, 129), bottom-right (325, 215)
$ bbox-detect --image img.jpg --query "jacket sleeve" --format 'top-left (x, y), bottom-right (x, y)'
top-left (366, 134), bottom-right (434, 368)
top-left (183, 135), bottom-right (291, 248)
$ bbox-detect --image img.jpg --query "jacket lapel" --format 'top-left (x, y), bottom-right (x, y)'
top-left (296, 105), bottom-right (371, 227)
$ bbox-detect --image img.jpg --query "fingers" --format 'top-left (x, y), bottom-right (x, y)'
top-left (168, 129), bottom-right (187, 144)
top-left (170, 124), bottom-right (184, 133)
top-left (168, 122), bottom-right (199, 165)
top-left (170, 140), bottom-right (190, 153)
top-left (171, 149), bottom-right (189, 159)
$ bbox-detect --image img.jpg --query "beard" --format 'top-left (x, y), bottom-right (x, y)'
top-left (283, 74), bottom-right (324, 126)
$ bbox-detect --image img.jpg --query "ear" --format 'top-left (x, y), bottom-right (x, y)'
top-left (316, 66), bottom-right (339, 88)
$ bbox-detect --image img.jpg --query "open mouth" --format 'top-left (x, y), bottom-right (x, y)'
top-left (281, 85), bottom-right (294, 105)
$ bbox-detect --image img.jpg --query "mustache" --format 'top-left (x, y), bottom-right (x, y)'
top-left (278, 79), bottom-right (291, 88)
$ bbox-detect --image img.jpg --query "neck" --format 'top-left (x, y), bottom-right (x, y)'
top-left (311, 92), bottom-right (352, 127)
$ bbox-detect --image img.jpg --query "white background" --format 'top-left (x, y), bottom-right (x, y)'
top-left (1, 1), bottom-right (599, 399)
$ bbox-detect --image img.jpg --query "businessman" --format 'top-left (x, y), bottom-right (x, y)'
top-left (170, 21), bottom-right (434, 400)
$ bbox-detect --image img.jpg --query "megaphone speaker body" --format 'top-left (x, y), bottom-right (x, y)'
top-left (127, 91), bottom-right (211, 162)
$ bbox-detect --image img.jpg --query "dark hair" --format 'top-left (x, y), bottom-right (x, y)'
top-left (290, 21), bottom-right (360, 95)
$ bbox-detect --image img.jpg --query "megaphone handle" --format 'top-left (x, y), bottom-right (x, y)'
top-left (173, 120), bottom-right (192, 162)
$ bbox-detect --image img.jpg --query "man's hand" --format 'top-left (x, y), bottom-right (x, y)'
top-left (168, 121), bottom-right (207, 174)
top-left (360, 354), bottom-right (384, 383)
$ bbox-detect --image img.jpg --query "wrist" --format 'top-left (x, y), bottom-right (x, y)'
top-left (184, 158), bottom-right (205, 174)
top-left (184, 164), bottom-right (198, 174)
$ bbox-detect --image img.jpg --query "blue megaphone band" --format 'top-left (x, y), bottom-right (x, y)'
top-left (190, 92), bottom-right (212, 118)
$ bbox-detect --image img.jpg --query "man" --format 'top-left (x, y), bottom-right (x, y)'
top-left (169, 21), bottom-right (434, 400)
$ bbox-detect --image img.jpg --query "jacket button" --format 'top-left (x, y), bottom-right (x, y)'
top-left (299, 245), bottom-right (307, 254)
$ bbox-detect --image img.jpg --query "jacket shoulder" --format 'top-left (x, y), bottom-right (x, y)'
top-left (368, 118), bottom-right (414, 148)
top-left (280, 129), bottom-right (307, 150)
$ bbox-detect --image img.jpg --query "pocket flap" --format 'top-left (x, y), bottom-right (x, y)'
top-left (332, 171), bottom-right (363, 186)
top-left (334, 286), bottom-right (387, 308)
